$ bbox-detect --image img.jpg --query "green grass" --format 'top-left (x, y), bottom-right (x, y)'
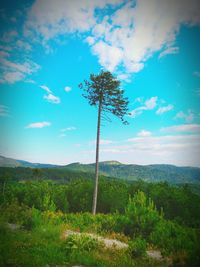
top-left (0, 219), bottom-right (168, 267)
top-left (1, 191), bottom-right (200, 266)
top-left (0, 222), bottom-right (66, 267)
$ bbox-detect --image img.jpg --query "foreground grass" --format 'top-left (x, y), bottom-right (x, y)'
top-left (0, 222), bottom-right (166, 267)
top-left (0, 190), bottom-right (199, 266)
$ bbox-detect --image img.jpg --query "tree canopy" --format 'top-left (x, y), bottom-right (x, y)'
top-left (79, 70), bottom-right (129, 124)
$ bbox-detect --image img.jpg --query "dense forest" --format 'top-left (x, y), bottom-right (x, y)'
top-left (0, 168), bottom-right (200, 266)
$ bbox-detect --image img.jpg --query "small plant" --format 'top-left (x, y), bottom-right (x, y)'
top-left (30, 207), bottom-right (42, 228)
top-left (128, 237), bottom-right (147, 258)
top-left (64, 234), bottom-right (102, 254)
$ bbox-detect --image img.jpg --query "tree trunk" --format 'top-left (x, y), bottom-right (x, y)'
top-left (92, 97), bottom-right (102, 215)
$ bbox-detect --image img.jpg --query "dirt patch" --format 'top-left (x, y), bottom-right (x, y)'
top-left (63, 230), bottom-right (128, 250)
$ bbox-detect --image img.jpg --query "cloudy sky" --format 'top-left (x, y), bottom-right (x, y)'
top-left (0, 0), bottom-right (200, 166)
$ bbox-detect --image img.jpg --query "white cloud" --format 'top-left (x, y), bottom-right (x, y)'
top-left (59, 133), bottom-right (66, 138)
top-left (134, 97), bottom-right (143, 104)
top-left (90, 139), bottom-right (113, 145)
top-left (25, 0), bottom-right (121, 40)
top-left (129, 108), bottom-right (143, 118)
top-left (161, 124), bottom-right (200, 133)
top-left (74, 143), bottom-right (81, 147)
top-left (156, 104), bottom-right (174, 115)
top-left (145, 97), bottom-right (158, 109)
top-left (137, 130), bottom-right (152, 137)
top-left (0, 51), bottom-right (40, 84)
top-left (25, 79), bottom-right (36, 84)
top-left (40, 85), bottom-right (60, 104)
top-left (85, 36), bottom-right (95, 45)
top-left (1, 71), bottom-right (25, 84)
top-left (128, 133), bottom-right (199, 142)
top-left (1, 58), bottom-right (40, 74)
top-left (16, 40), bottom-right (32, 51)
top-left (44, 93), bottom-right (60, 104)
top-left (159, 47), bottom-right (179, 58)
top-left (61, 127), bottom-right (76, 132)
top-left (85, 133), bottom-right (200, 166)
top-left (26, 121), bottom-right (51, 128)
top-left (117, 73), bottom-right (131, 82)
top-left (90, 0), bottom-right (200, 73)
top-left (40, 85), bottom-right (52, 93)
top-left (64, 86), bottom-right (71, 92)
top-left (0, 104), bottom-right (9, 117)
top-left (174, 110), bottom-right (194, 122)
top-left (125, 134), bottom-right (200, 166)
top-left (24, 0), bottom-right (200, 74)
top-left (100, 139), bottom-right (113, 145)
top-left (98, 148), bottom-right (120, 153)
top-left (127, 134), bottom-right (200, 150)
top-left (129, 96), bottom-right (158, 118)
top-left (92, 40), bottom-right (123, 72)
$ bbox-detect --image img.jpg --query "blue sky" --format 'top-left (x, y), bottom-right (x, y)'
top-left (0, 0), bottom-right (200, 166)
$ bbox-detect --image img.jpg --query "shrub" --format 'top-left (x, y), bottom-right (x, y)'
top-left (0, 200), bottom-right (33, 228)
top-left (125, 191), bottom-right (161, 238)
top-left (42, 210), bottom-right (63, 225)
top-left (26, 207), bottom-right (42, 229)
top-left (64, 234), bottom-right (102, 254)
top-left (150, 219), bottom-right (198, 256)
top-left (128, 237), bottom-right (147, 258)
top-left (96, 213), bottom-right (117, 233)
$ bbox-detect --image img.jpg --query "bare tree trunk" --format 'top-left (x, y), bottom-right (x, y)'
top-left (92, 97), bottom-right (102, 215)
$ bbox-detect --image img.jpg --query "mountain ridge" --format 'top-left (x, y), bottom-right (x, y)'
top-left (1, 155), bottom-right (199, 169)
top-left (0, 155), bottom-right (200, 184)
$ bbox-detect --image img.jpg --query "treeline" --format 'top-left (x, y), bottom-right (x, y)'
top-left (1, 178), bottom-right (200, 228)
top-left (0, 167), bottom-right (95, 182)
top-left (1, 164), bottom-right (200, 184)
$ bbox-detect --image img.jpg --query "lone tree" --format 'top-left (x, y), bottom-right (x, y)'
top-left (79, 71), bottom-right (129, 215)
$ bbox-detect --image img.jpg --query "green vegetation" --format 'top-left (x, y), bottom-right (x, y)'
top-left (0, 170), bottom-right (200, 266)
top-left (63, 162), bottom-right (200, 184)
top-left (1, 177), bottom-right (200, 227)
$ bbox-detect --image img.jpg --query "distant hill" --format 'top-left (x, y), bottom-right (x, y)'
top-left (0, 155), bottom-right (200, 184)
top-left (0, 155), bottom-right (58, 168)
top-left (63, 162), bottom-right (200, 184)
top-left (0, 155), bottom-right (21, 167)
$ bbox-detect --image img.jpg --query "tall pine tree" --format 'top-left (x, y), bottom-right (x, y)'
top-left (79, 71), bottom-right (129, 214)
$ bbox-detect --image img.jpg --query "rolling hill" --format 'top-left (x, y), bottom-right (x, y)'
top-left (0, 155), bottom-right (58, 168)
top-left (63, 161), bottom-right (200, 184)
top-left (0, 155), bottom-right (200, 184)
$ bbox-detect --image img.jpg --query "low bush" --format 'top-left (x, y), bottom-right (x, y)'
top-left (64, 234), bottom-right (102, 254)
top-left (0, 200), bottom-right (33, 228)
top-left (150, 220), bottom-right (197, 255)
top-left (128, 237), bottom-right (147, 258)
